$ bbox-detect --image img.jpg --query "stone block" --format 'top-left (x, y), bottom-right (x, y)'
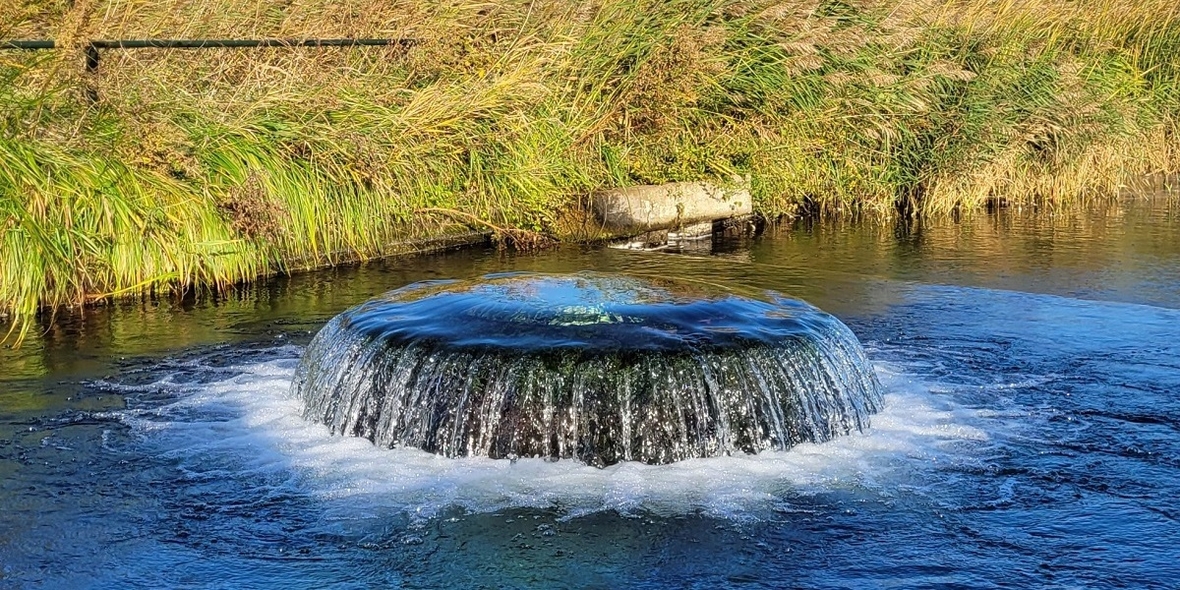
top-left (592, 180), bottom-right (751, 233)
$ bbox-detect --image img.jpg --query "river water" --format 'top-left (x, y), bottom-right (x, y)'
top-left (1, 197), bottom-right (1178, 589)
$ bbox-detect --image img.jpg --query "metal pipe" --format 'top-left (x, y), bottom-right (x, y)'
top-left (88, 38), bottom-right (410, 49)
top-left (2, 38), bottom-right (410, 50)
top-left (1, 37), bottom-right (413, 66)
top-left (0, 37), bottom-right (413, 100)
top-left (0, 40), bottom-right (58, 49)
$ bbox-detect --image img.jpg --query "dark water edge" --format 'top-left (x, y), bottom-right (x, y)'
top-left (1, 196), bottom-right (1178, 589)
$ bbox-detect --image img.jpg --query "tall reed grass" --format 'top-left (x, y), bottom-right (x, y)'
top-left (2, 0), bottom-right (1179, 337)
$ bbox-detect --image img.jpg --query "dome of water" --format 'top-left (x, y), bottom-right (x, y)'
top-left (293, 273), bottom-right (883, 466)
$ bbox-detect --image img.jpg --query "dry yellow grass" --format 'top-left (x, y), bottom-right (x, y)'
top-left (1, 0), bottom-right (1179, 337)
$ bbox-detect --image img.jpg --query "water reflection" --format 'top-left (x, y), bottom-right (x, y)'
top-left (765, 196), bottom-right (1179, 307)
top-left (2, 196), bottom-right (1176, 387)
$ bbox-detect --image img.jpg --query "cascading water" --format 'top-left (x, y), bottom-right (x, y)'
top-left (293, 272), bottom-right (882, 466)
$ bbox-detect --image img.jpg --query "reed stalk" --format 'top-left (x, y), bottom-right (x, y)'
top-left (2, 0), bottom-right (1178, 338)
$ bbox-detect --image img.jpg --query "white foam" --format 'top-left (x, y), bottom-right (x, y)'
top-left (106, 350), bottom-right (992, 521)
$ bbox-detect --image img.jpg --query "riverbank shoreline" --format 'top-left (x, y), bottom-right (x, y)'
top-left (3, 0), bottom-right (1180, 335)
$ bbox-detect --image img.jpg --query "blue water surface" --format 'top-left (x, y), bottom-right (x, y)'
top-left (1, 198), bottom-right (1178, 589)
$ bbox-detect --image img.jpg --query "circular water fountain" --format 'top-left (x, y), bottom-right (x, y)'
top-left (293, 272), bottom-right (882, 466)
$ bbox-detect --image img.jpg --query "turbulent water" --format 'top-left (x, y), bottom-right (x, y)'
top-left (294, 274), bottom-right (881, 465)
top-left (1, 197), bottom-right (1178, 588)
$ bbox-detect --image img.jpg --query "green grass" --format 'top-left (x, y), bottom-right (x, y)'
top-left (2, 0), bottom-right (1179, 338)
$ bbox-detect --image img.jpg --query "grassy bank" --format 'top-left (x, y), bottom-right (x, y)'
top-left (2, 0), bottom-right (1179, 336)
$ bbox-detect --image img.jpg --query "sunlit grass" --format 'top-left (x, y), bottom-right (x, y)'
top-left (2, 0), bottom-right (1179, 338)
